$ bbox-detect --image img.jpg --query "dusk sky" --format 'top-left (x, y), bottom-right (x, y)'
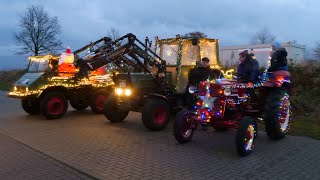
top-left (0, 0), bottom-right (319, 69)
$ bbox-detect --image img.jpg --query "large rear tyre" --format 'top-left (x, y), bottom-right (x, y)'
top-left (104, 95), bottom-right (129, 122)
top-left (142, 98), bottom-right (170, 131)
top-left (264, 88), bottom-right (290, 140)
top-left (21, 98), bottom-right (40, 115)
top-left (174, 109), bottom-right (194, 144)
top-left (90, 91), bottom-right (108, 114)
top-left (236, 116), bottom-right (257, 157)
top-left (40, 92), bottom-right (68, 119)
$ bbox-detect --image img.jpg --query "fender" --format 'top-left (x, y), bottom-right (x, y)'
top-left (145, 93), bottom-right (168, 102)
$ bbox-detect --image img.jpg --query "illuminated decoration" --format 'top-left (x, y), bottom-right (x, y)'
top-left (155, 36), bottom-right (220, 93)
top-left (9, 52), bottom-right (113, 98)
top-left (58, 63), bottom-right (77, 77)
top-left (244, 124), bottom-right (255, 151)
top-left (28, 55), bottom-right (59, 62)
top-left (58, 47), bottom-right (74, 64)
top-left (193, 79), bottom-right (226, 122)
top-left (9, 76), bottom-right (113, 97)
top-left (58, 47), bottom-right (77, 76)
top-left (278, 93), bottom-right (290, 132)
top-left (221, 69), bottom-right (235, 79)
top-left (90, 65), bottom-right (106, 76)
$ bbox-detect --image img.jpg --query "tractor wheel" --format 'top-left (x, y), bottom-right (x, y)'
top-left (90, 91), bottom-right (108, 114)
top-left (236, 116), bottom-right (257, 157)
top-left (70, 96), bottom-right (89, 111)
top-left (142, 98), bottom-right (170, 131)
top-left (40, 92), bottom-right (68, 119)
top-left (104, 95), bottom-right (129, 122)
top-left (174, 109), bottom-right (194, 144)
top-left (264, 88), bottom-right (290, 140)
top-left (21, 98), bottom-right (40, 115)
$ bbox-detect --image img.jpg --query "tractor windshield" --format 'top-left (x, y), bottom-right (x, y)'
top-left (155, 42), bottom-right (179, 65)
top-left (27, 55), bottom-right (57, 72)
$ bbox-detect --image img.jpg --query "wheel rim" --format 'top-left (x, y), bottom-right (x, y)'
top-left (95, 94), bottom-right (106, 111)
top-left (153, 107), bottom-right (167, 125)
top-left (244, 124), bottom-right (255, 151)
top-left (47, 97), bottom-right (64, 115)
top-left (181, 116), bottom-right (193, 138)
top-left (279, 96), bottom-right (290, 132)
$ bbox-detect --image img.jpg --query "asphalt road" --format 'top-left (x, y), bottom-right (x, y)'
top-left (0, 91), bottom-right (320, 180)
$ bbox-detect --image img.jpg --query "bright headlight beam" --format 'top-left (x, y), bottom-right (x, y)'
top-left (116, 88), bottom-right (123, 95)
top-left (124, 89), bottom-right (132, 96)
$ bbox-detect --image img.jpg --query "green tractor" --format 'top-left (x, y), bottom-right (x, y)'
top-left (8, 37), bottom-right (115, 119)
top-left (98, 33), bottom-right (222, 131)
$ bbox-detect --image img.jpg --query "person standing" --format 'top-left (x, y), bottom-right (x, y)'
top-left (269, 41), bottom-right (288, 72)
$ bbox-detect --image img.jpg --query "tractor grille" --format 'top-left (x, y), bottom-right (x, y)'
top-left (212, 99), bottom-right (225, 115)
top-left (209, 83), bottom-right (223, 97)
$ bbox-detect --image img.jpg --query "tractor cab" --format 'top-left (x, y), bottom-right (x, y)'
top-left (154, 36), bottom-right (220, 94)
top-left (28, 55), bottom-right (59, 73)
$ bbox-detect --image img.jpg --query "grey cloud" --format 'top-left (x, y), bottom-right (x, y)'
top-left (1, 0), bottom-right (320, 57)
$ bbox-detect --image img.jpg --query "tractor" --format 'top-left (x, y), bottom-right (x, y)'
top-left (78, 33), bottom-right (223, 131)
top-left (173, 68), bottom-right (291, 156)
top-left (8, 37), bottom-right (116, 119)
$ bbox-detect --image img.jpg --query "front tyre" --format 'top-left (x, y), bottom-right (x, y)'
top-left (174, 109), bottom-right (194, 144)
top-left (142, 98), bottom-right (170, 131)
top-left (236, 116), bottom-right (257, 157)
top-left (264, 88), bottom-right (290, 140)
top-left (40, 92), bottom-right (68, 119)
top-left (104, 95), bottom-right (129, 122)
top-left (21, 98), bottom-right (40, 115)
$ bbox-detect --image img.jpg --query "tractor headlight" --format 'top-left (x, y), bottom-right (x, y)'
top-left (115, 88), bottom-right (132, 96)
top-left (115, 88), bottom-right (123, 95)
top-left (124, 89), bottom-right (132, 96)
top-left (224, 88), bottom-right (231, 96)
top-left (188, 86), bottom-right (197, 94)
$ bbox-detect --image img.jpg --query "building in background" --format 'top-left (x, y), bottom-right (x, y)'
top-left (219, 42), bottom-right (305, 67)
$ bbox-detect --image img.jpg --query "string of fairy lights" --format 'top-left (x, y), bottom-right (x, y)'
top-left (9, 77), bottom-right (113, 97)
top-left (10, 55), bottom-right (114, 97)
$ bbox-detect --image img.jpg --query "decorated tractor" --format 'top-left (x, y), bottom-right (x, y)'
top-left (173, 69), bottom-right (291, 156)
top-left (97, 34), bottom-right (222, 131)
top-left (8, 37), bottom-right (115, 119)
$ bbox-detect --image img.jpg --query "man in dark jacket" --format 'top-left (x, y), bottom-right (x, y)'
top-left (188, 57), bottom-right (223, 86)
top-left (237, 50), bottom-right (260, 84)
top-left (186, 57), bottom-right (222, 109)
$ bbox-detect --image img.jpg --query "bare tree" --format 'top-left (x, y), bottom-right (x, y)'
top-left (14, 5), bottom-right (62, 57)
top-left (106, 27), bottom-right (123, 46)
top-left (107, 27), bottom-right (121, 41)
top-left (250, 27), bottom-right (276, 44)
top-left (183, 31), bottom-right (208, 38)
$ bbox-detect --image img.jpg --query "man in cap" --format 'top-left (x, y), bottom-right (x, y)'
top-left (188, 57), bottom-right (223, 86)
